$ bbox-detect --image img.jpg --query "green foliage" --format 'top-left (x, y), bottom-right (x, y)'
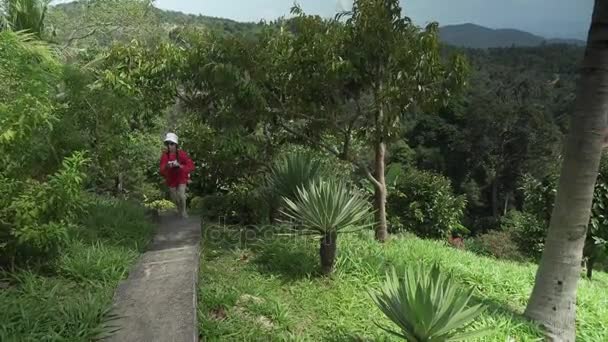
top-left (281, 179), bottom-right (374, 235)
top-left (176, 119), bottom-right (275, 197)
top-left (46, 0), bottom-right (163, 48)
top-left (407, 45), bottom-right (574, 220)
top-left (197, 189), bottom-right (267, 225)
top-left (201, 226), bottom-right (601, 340)
top-left (519, 172), bottom-right (558, 224)
top-left (0, 30), bottom-right (58, 170)
top-left (517, 155), bottom-right (608, 268)
top-left (585, 156), bottom-right (608, 276)
top-left (0, 198), bottom-right (154, 341)
top-left (0, 152), bottom-right (89, 264)
top-left (266, 151), bottom-right (326, 204)
top-left (1, 0), bottom-right (49, 37)
top-left (388, 168), bottom-right (467, 238)
top-left (370, 263), bottom-right (488, 341)
top-left (144, 199), bottom-right (176, 212)
top-left (467, 231), bottom-right (526, 262)
top-left (500, 210), bottom-right (546, 260)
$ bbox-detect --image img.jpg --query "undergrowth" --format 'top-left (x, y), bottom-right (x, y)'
top-left (0, 197), bottom-right (155, 342)
top-left (198, 225), bottom-right (608, 341)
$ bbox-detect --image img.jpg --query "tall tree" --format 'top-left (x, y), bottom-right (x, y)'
top-left (254, 1), bottom-right (466, 241)
top-left (524, 1), bottom-right (608, 340)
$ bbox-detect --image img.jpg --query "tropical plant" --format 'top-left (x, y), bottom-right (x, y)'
top-left (267, 152), bottom-right (326, 201)
top-left (370, 263), bottom-right (489, 341)
top-left (0, 0), bottom-right (49, 37)
top-left (280, 179), bottom-right (374, 275)
top-left (0, 151), bottom-right (89, 265)
top-left (264, 151), bottom-right (327, 222)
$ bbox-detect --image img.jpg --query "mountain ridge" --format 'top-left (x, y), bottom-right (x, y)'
top-left (51, 3), bottom-right (586, 49)
top-left (438, 23), bottom-right (585, 48)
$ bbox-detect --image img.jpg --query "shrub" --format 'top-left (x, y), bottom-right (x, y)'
top-left (144, 199), bottom-right (176, 212)
top-left (189, 196), bottom-right (204, 211)
top-left (266, 151), bottom-right (326, 202)
top-left (468, 231), bottom-right (526, 262)
top-left (387, 168), bottom-right (467, 238)
top-left (500, 210), bottom-right (546, 260)
top-left (0, 152), bottom-right (89, 266)
top-left (198, 189), bottom-right (267, 225)
top-left (281, 179), bottom-right (374, 275)
top-left (369, 263), bottom-right (488, 341)
top-left (519, 173), bottom-right (557, 224)
top-left (198, 193), bottom-right (235, 224)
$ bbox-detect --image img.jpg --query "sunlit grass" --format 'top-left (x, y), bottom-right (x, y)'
top-left (198, 225), bottom-right (608, 341)
top-left (0, 198), bottom-right (155, 342)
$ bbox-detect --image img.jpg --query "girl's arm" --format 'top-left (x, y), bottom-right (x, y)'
top-left (180, 151), bottom-right (195, 174)
top-left (160, 153), bottom-right (169, 176)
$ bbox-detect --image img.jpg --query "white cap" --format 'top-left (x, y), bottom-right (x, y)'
top-left (164, 132), bottom-right (178, 145)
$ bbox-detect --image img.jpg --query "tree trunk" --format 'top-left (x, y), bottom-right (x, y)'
top-left (319, 231), bottom-right (337, 275)
top-left (491, 179), bottom-right (499, 219)
top-left (268, 199), bottom-right (279, 224)
top-left (586, 254), bottom-right (595, 280)
top-left (524, 2), bottom-right (608, 340)
top-left (374, 139), bottom-right (388, 242)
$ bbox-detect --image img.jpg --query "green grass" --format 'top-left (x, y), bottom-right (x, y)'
top-left (0, 197), bottom-right (155, 342)
top-left (198, 225), bottom-right (608, 341)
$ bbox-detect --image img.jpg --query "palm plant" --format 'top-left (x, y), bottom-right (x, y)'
top-left (370, 263), bottom-right (489, 341)
top-left (1, 0), bottom-right (50, 37)
top-left (265, 151), bottom-right (326, 222)
top-left (281, 178), bottom-right (374, 275)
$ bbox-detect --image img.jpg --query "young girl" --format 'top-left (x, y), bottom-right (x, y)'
top-left (159, 132), bottom-right (195, 218)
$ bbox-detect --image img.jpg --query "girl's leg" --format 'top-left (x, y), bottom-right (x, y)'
top-left (169, 187), bottom-right (181, 216)
top-left (177, 184), bottom-right (188, 218)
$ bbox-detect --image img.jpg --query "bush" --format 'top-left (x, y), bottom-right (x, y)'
top-left (500, 210), bottom-right (546, 260)
top-left (144, 199), bottom-right (176, 212)
top-left (189, 196), bottom-right (204, 211)
top-left (387, 168), bottom-right (467, 238)
top-left (468, 231), bottom-right (526, 262)
top-left (266, 151), bottom-right (326, 202)
top-left (0, 197), bottom-right (155, 341)
top-left (370, 263), bottom-right (488, 341)
top-left (281, 178), bottom-right (373, 275)
top-left (199, 189), bottom-right (267, 226)
top-left (0, 152), bottom-right (89, 266)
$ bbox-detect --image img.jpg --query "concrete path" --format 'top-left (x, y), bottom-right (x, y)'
top-left (106, 215), bottom-right (201, 342)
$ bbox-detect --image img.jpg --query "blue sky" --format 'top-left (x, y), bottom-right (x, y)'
top-left (153, 0), bottom-right (593, 39)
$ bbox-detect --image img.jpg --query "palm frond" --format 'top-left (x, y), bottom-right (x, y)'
top-left (1, 0), bottom-right (50, 37)
top-left (0, 29), bottom-right (56, 64)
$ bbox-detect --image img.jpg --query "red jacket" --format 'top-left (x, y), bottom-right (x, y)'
top-left (159, 150), bottom-right (195, 187)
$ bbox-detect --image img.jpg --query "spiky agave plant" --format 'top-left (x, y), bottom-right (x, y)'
top-left (281, 178), bottom-right (374, 275)
top-left (265, 151), bottom-right (326, 222)
top-left (369, 263), bottom-right (489, 341)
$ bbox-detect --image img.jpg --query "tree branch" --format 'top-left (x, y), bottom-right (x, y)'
top-left (63, 28), bottom-right (98, 48)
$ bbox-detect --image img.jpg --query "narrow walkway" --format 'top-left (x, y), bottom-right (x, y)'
top-left (106, 215), bottom-right (201, 342)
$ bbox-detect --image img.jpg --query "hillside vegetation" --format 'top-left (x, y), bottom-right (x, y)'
top-left (199, 226), bottom-right (607, 341)
top-left (2, 0), bottom-right (605, 341)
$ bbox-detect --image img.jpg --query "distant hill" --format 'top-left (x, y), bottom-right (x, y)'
top-left (50, 3), bottom-right (585, 49)
top-left (438, 23), bottom-right (585, 48)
